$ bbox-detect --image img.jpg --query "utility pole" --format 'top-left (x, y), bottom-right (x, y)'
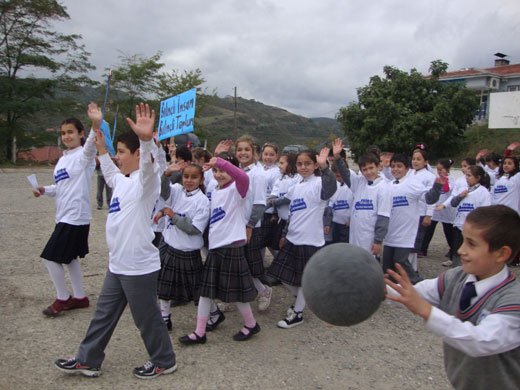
top-left (233, 86), bottom-right (237, 140)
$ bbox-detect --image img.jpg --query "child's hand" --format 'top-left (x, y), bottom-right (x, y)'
top-left (345, 220), bottom-right (350, 227)
top-left (371, 243), bottom-right (382, 255)
top-left (317, 147), bottom-right (330, 169)
top-left (332, 138), bottom-right (344, 158)
top-left (421, 216), bottom-right (432, 227)
top-left (126, 103), bottom-right (155, 142)
top-left (203, 157), bottom-right (218, 172)
top-left (214, 140), bottom-right (233, 155)
top-left (324, 226), bottom-right (330, 235)
top-left (507, 142), bottom-right (520, 151)
top-left (153, 210), bottom-right (164, 224)
top-left (162, 207), bottom-right (174, 219)
top-left (435, 204), bottom-right (445, 211)
top-left (385, 264), bottom-right (432, 320)
top-left (87, 102), bottom-right (102, 129)
top-left (164, 161), bottom-right (188, 177)
top-left (33, 186), bottom-right (45, 197)
top-left (381, 152), bottom-right (393, 167)
top-left (459, 190), bottom-right (469, 198)
top-left (475, 149), bottom-right (488, 160)
top-left (279, 237), bottom-right (285, 248)
top-left (94, 130), bottom-right (108, 155)
top-left (246, 227), bottom-right (253, 244)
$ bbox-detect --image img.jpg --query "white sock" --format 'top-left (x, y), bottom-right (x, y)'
top-left (408, 253), bottom-right (418, 271)
top-left (282, 282), bottom-right (299, 297)
top-left (159, 299), bottom-right (171, 319)
top-left (43, 260), bottom-right (69, 300)
top-left (294, 287), bottom-right (306, 313)
top-left (66, 259), bottom-right (85, 298)
top-left (253, 278), bottom-right (267, 294)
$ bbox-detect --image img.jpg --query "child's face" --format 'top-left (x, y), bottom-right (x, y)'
top-left (436, 163), bottom-right (448, 177)
top-left (466, 171), bottom-right (479, 187)
top-left (116, 142), bottom-right (139, 175)
top-left (182, 166), bottom-right (203, 192)
top-left (60, 123), bottom-right (83, 149)
top-left (213, 167), bottom-right (232, 187)
top-left (236, 142), bottom-right (254, 167)
top-left (334, 170), bottom-right (344, 183)
top-left (391, 161), bottom-right (409, 180)
top-left (278, 156), bottom-right (288, 174)
top-left (459, 221), bottom-right (508, 280)
top-left (486, 161), bottom-right (498, 170)
top-left (262, 146), bottom-right (277, 166)
top-left (360, 162), bottom-right (379, 181)
top-left (296, 154), bottom-right (318, 178)
top-left (502, 158), bottom-right (515, 174)
top-left (411, 152), bottom-right (427, 170)
top-left (461, 161), bottom-right (470, 174)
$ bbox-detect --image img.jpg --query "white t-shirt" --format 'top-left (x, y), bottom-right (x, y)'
top-left (349, 178), bottom-right (391, 252)
top-left (271, 174), bottom-right (301, 220)
top-left (263, 164), bottom-right (281, 213)
top-left (243, 164), bottom-right (267, 227)
top-left (492, 173), bottom-right (520, 212)
top-left (432, 175), bottom-right (456, 223)
top-left (411, 168), bottom-right (436, 216)
top-left (329, 182), bottom-right (354, 225)
top-left (286, 174), bottom-right (328, 247)
top-left (44, 130), bottom-right (96, 225)
top-left (452, 185), bottom-right (491, 230)
top-left (205, 178), bottom-right (218, 202)
top-left (100, 139), bottom-right (161, 276)
top-left (162, 184), bottom-right (210, 251)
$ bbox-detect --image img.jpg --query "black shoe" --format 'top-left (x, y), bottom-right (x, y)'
top-left (133, 360), bottom-right (177, 379)
top-left (277, 311), bottom-right (304, 329)
top-left (206, 309), bottom-right (225, 332)
top-left (163, 314), bottom-right (172, 331)
top-left (55, 358), bottom-right (101, 377)
top-left (233, 322), bottom-right (261, 341)
top-left (179, 332), bottom-right (206, 345)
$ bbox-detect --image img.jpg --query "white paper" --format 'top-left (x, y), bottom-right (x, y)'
top-left (27, 174), bottom-right (38, 189)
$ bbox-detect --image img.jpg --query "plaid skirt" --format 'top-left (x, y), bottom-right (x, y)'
top-left (157, 243), bottom-right (203, 304)
top-left (270, 218), bottom-right (287, 250)
top-left (267, 240), bottom-right (321, 286)
top-left (41, 223), bottom-right (89, 264)
top-left (260, 213), bottom-right (276, 248)
top-left (244, 227), bottom-right (265, 278)
top-left (199, 246), bottom-right (257, 303)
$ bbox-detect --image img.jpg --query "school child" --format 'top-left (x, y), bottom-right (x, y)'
top-left (420, 159), bottom-right (457, 258)
top-left (260, 142), bottom-right (281, 253)
top-left (54, 103), bottom-right (176, 379)
top-left (179, 154), bottom-right (260, 344)
top-left (476, 150), bottom-right (500, 190)
top-left (153, 164), bottom-right (210, 331)
top-left (383, 154), bottom-right (443, 284)
top-left (267, 148), bottom-right (336, 328)
top-left (448, 166), bottom-right (491, 267)
top-left (492, 155), bottom-right (520, 212)
top-left (332, 139), bottom-right (391, 255)
top-left (329, 163), bottom-right (354, 243)
top-left (192, 146), bottom-right (214, 187)
top-left (33, 110), bottom-right (97, 316)
top-left (385, 205), bottom-right (520, 390)
top-left (234, 136), bottom-right (272, 312)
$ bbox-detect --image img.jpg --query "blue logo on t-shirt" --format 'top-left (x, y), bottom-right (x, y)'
top-left (109, 197), bottom-right (121, 213)
top-left (392, 196), bottom-right (409, 208)
top-left (458, 203), bottom-right (474, 213)
top-left (355, 199), bottom-right (374, 210)
top-left (333, 200), bottom-right (350, 210)
top-left (209, 207), bottom-right (226, 225)
top-left (166, 212), bottom-right (186, 229)
top-left (207, 191), bottom-right (212, 201)
top-left (290, 198), bottom-right (307, 213)
top-left (54, 168), bottom-right (70, 184)
top-left (494, 185), bottom-right (508, 194)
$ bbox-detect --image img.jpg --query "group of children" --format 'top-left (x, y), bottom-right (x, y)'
top-left (33, 104), bottom-right (520, 386)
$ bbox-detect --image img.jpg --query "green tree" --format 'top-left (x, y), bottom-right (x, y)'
top-left (0, 0), bottom-right (94, 162)
top-left (336, 61), bottom-right (480, 160)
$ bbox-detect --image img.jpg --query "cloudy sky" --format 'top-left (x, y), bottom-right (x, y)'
top-left (55, 0), bottom-right (520, 118)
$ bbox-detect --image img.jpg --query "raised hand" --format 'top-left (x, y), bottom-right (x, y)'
top-left (87, 102), bottom-right (102, 129)
top-left (507, 142), bottom-right (520, 151)
top-left (317, 147), bottom-right (330, 169)
top-left (214, 140), bottom-right (233, 155)
top-left (332, 138), bottom-right (344, 158)
top-left (203, 157), bottom-right (218, 172)
top-left (94, 129), bottom-right (108, 155)
top-left (164, 161), bottom-right (188, 177)
top-left (475, 149), bottom-right (488, 160)
top-left (126, 103), bottom-right (155, 141)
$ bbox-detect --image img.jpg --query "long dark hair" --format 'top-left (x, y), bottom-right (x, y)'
top-left (297, 150), bottom-right (320, 176)
top-left (468, 165), bottom-right (490, 190)
top-left (281, 151), bottom-right (298, 177)
top-left (60, 118), bottom-right (85, 146)
top-left (498, 156), bottom-right (520, 179)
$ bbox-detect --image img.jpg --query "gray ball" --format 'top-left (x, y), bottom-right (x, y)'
top-left (302, 243), bottom-right (385, 326)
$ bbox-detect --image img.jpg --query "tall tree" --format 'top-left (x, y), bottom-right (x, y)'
top-left (336, 61), bottom-right (480, 160)
top-left (0, 0), bottom-right (94, 162)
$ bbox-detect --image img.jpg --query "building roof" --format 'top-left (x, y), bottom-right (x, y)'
top-left (435, 63), bottom-right (520, 79)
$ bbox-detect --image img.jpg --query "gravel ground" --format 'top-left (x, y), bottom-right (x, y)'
top-left (1, 166), bottom-right (517, 390)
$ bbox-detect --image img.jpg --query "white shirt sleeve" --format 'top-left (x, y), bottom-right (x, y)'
top-left (44, 184), bottom-right (56, 197)
top-left (99, 152), bottom-right (121, 189)
top-left (78, 129), bottom-right (97, 167)
top-left (138, 139), bottom-right (159, 200)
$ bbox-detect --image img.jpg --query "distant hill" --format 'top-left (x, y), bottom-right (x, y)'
top-left (196, 95), bottom-right (342, 149)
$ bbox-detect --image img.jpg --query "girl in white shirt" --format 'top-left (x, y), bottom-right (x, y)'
top-left (492, 156), bottom-right (520, 212)
top-left (260, 142), bottom-right (281, 256)
top-left (267, 148), bottom-right (336, 329)
top-left (153, 164), bottom-right (210, 331)
top-left (34, 108), bottom-right (97, 317)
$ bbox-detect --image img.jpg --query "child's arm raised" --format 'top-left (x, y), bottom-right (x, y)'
top-left (95, 130), bottom-right (120, 189)
top-left (208, 157), bottom-right (250, 198)
top-left (318, 147), bottom-right (337, 200)
top-left (332, 138), bottom-right (351, 188)
top-left (79, 103), bottom-right (101, 165)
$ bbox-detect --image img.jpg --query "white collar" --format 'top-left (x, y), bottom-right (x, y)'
top-left (184, 188), bottom-right (200, 197)
top-left (464, 266), bottom-right (509, 298)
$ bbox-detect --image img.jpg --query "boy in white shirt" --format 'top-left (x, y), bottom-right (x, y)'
top-left (55, 103), bottom-right (176, 379)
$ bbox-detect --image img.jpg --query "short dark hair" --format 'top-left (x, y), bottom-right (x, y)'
top-left (462, 157), bottom-right (476, 166)
top-left (358, 153), bottom-right (380, 168)
top-left (175, 146), bottom-right (192, 162)
top-left (484, 152), bottom-right (502, 166)
top-left (390, 154), bottom-right (410, 168)
top-left (117, 131), bottom-right (140, 154)
top-left (466, 205), bottom-right (520, 262)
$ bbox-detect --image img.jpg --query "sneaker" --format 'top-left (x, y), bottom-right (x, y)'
top-left (286, 305), bottom-right (295, 317)
top-left (97, 205), bottom-right (102, 210)
top-left (277, 311), bottom-right (303, 329)
top-left (442, 260), bottom-right (453, 267)
top-left (217, 302), bottom-right (235, 312)
top-left (66, 297), bottom-right (90, 310)
top-left (257, 286), bottom-right (273, 312)
top-left (206, 309), bottom-right (225, 332)
top-left (233, 322), bottom-right (261, 341)
top-left (43, 297), bottom-right (72, 317)
top-left (55, 358), bottom-right (100, 377)
top-left (133, 360), bottom-right (177, 380)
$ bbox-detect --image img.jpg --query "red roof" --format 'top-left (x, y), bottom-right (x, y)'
top-left (438, 63), bottom-right (520, 79)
